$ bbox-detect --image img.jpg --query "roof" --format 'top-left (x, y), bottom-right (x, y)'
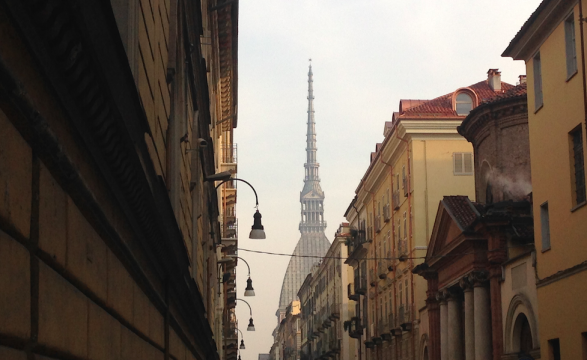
top-left (502, 0), bottom-right (550, 57)
top-left (441, 196), bottom-right (481, 231)
top-left (398, 80), bottom-right (515, 118)
top-left (458, 83), bottom-right (527, 137)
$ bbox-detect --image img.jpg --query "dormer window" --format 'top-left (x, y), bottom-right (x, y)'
top-left (456, 93), bottom-right (473, 115)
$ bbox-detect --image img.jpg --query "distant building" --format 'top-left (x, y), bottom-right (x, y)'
top-left (344, 70), bottom-right (514, 360)
top-left (276, 62), bottom-right (331, 321)
top-left (503, 1), bottom-right (587, 358)
top-left (298, 223), bottom-right (356, 360)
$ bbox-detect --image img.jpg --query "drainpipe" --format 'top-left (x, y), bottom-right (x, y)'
top-left (394, 123), bottom-right (416, 360)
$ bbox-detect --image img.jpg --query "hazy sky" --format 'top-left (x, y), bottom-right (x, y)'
top-left (232, 1), bottom-right (541, 358)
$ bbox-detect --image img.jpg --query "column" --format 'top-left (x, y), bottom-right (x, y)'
top-left (447, 290), bottom-right (463, 360)
top-left (460, 277), bottom-right (475, 360)
top-left (438, 293), bottom-right (448, 360)
top-left (472, 272), bottom-right (491, 360)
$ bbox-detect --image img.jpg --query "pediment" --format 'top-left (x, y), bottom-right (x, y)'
top-left (426, 196), bottom-right (479, 263)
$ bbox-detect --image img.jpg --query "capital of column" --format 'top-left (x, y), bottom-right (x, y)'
top-left (459, 276), bottom-right (474, 292)
top-left (436, 291), bottom-right (447, 304)
top-left (444, 288), bottom-right (461, 302)
top-left (470, 270), bottom-right (489, 287)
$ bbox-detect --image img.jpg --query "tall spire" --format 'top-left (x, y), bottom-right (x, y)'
top-left (300, 60), bottom-right (326, 233)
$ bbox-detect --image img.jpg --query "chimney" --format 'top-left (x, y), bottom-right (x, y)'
top-left (519, 75), bottom-right (527, 84)
top-left (487, 69), bottom-right (501, 91)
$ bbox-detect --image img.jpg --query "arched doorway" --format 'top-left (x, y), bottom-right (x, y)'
top-left (513, 313), bottom-right (533, 353)
top-left (422, 347), bottom-right (429, 360)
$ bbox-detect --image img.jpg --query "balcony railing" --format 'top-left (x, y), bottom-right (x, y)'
top-left (386, 251), bottom-right (394, 271)
top-left (392, 190), bottom-right (400, 210)
top-left (348, 283), bottom-right (359, 301)
top-left (375, 216), bottom-right (381, 233)
top-left (369, 269), bottom-right (377, 287)
top-left (330, 303), bottom-right (340, 320)
top-left (355, 276), bottom-right (367, 295)
top-left (397, 304), bottom-right (412, 331)
top-left (221, 145), bottom-right (238, 164)
top-left (377, 261), bottom-right (387, 279)
top-left (398, 239), bottom-right (408, 261)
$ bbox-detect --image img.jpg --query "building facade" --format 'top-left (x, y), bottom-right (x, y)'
top-left (414, 82), bottom-right (540, 360)
top-left (343, 71), bottom-right (514, 360)
top-left (503, 1), bottom-right (587, 358)
top-left (276, 63), bottom-right (331, 320)
top-left (298, 223), bottom-right (356, 360)
top-left (0, 0), bottom-right (241, 359)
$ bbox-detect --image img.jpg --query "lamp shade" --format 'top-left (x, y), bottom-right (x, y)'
top-left (240, 340), bottom-right (245, 350)
top-left (249, 210), bottom-right (266, 239)
top-left (247, 317), bottom-right (255, 331)
top-left (244, 278), bottom-right (255, 297)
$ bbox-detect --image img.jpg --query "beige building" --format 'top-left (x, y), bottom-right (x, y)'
top-left (503, 0), bottom-right (587, 358)
top-left (298, 223), bottom-right (356, 360)
top-left (344, 70), bottom-right (514, 360)
top-left (0, 0), bottom-right (241, 359)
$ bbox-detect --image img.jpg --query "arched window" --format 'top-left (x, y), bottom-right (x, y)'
top-left (456, 92), bottom-right (474, 115)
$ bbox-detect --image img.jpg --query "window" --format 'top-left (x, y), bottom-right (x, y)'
top-left (540, 202), bottom-right (550, 251)
top-left (455, 93), bottom-right (473, 115)
top-left (548, 338), bottom-right (561, 360)
top-left (403, 212), bottom-right (407, 239)
top-left (533, 52), bottom-right (543, 110)
top-left (566, 14), bottom-right (578, 78)
top-left (453, 152), bottom-right (473, 175)
top-left (570, 126), bottom-right (586, 206)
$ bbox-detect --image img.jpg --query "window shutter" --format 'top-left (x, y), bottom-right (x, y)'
top-left (454, 153), bottom-right (463, 174)
top-left (464, 153), bottom-right (473, 173)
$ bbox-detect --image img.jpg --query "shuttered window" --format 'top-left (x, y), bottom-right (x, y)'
top-left (453, 152), bottom-right (473, 175)
top-left (565, 14), bottom-right (578, 78)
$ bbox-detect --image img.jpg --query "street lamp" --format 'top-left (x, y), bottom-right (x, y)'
top-left (237, 328), bottom-right (246, 350)
top-left (236, 257), bottom-right (255, 297)
top-left (207, 172), bottom-right (266, 239)
top-left (236, 298), bottom-right (256, 331)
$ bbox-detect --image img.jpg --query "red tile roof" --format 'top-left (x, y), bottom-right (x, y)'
top-left (441, 196), bottom-right (480, 231)
top-left (398, 80), bottom-right (515, 118)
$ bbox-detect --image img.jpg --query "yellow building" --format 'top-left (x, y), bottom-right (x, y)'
top-left (503, 1), bottom-right (587, 358)
top-left (344, 71), bottom-right (515, 360)
top-left (0, 0), bottom-right (240, 359)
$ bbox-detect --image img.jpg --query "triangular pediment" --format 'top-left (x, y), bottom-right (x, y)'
top-left (426, 196), bottom-right (479, 263)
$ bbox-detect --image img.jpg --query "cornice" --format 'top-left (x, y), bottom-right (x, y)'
top-left (502, 0), bottom-right (575, 60)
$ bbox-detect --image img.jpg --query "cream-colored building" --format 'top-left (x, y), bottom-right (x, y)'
top-left (344, 71), bottom-right (515, 360)
top-left (503, 1), bottom-right (587, 358)
top-left (298, 223), bottom-right (356, 360)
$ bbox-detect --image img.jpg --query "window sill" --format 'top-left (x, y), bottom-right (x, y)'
top-left (541, 247), bottom-right (551, 254)
top-left (534, 103), bottom-right (543, 114)
top-left (571, 201), bottom-right (587, 212)
top-left (566, 70), bottom-right (578, 82)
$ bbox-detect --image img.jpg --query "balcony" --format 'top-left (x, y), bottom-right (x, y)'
top-left (383, 204), bottom-right (391, 222)
top-left (355, 276), bottom-right (367, 295)
top-left (397, 304), bottom-right (412, 331)
top-left (369, 269), bottom-right (377, 287)
top-left (398, 239), bottom-right (408, 261)
top-left (220, 144), bottom-right (238, 173)
top-left (222, 219), bottom-right (238, 246)
top-left (329, 303), bottom-right (340, 320)
top-left (374, 216), bottom-right (381, 233)
top-left (348, 317), bottom-right (363, 339)
top-left (392, 190), bottom-right (400, 210)
top-left (348, 283), bottom-right (359, 301)
top-left (377, 261), bottom-right (387, 279)
top-left (384, 251), bottom-right (393, 272)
